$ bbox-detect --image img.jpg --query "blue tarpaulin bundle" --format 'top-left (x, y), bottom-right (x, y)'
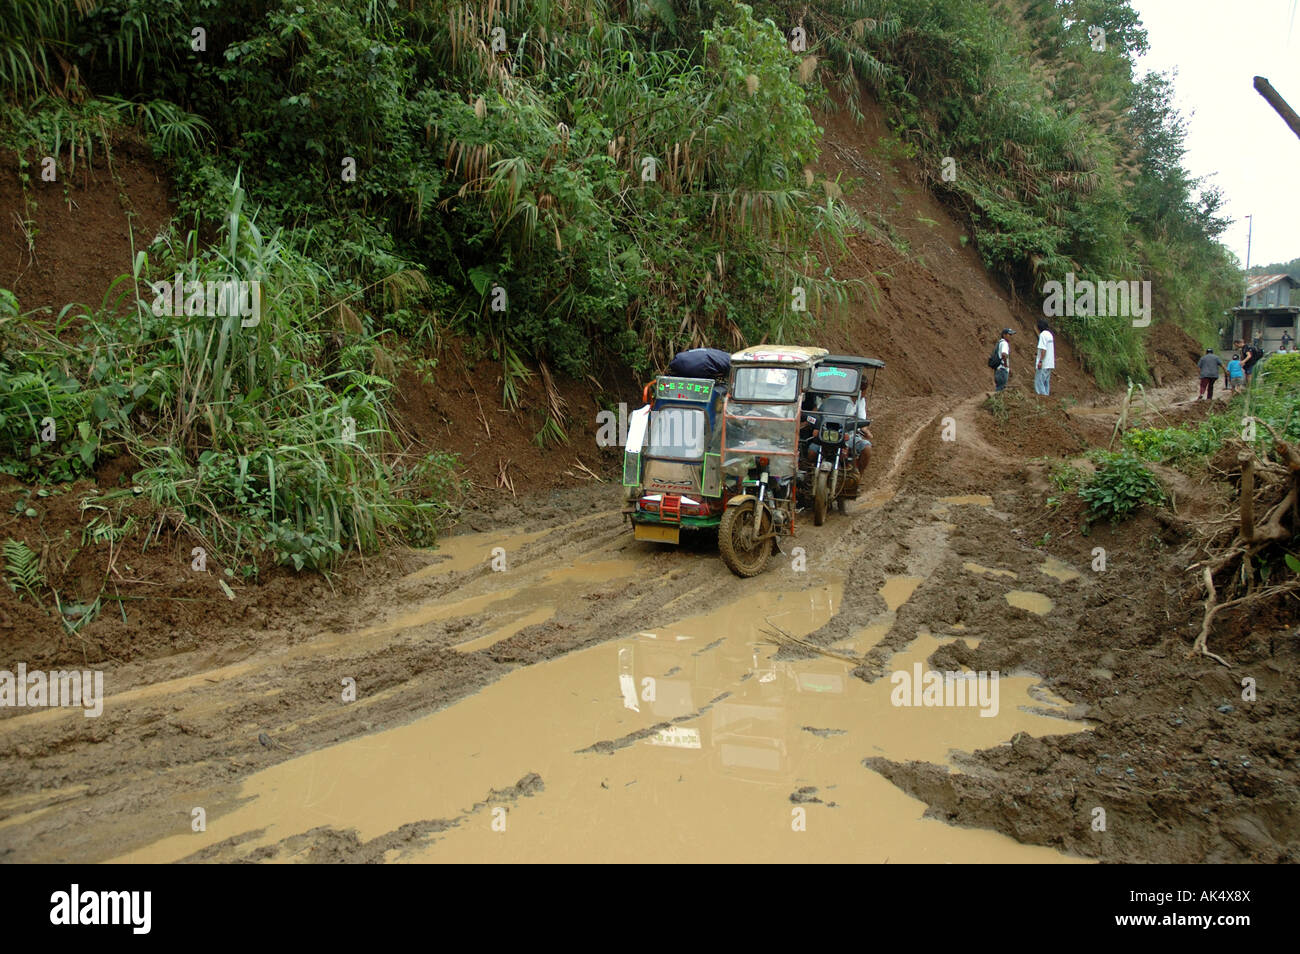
top-left (667, 348), bottom-right (731, 379)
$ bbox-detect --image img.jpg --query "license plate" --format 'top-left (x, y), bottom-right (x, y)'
top-left (635, 523), bottom-right (680, 544)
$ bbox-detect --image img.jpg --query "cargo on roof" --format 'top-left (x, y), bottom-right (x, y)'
top-left (730, 345), bottom-right (828, 366)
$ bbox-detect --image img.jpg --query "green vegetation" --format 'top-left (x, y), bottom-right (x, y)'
top-left (1, 0), bottom-right (876, 574)
top-left (983, 387), bottom-right (1050, 426)
top-left (0, 0), bottom-right (1254, 574)
top-left (1078, 450), bottom-right (1165, 523)
top-left (983, 392), bottom-right (1011, 425)
top-left (1248, 258), bottom-right (1300, 282)
top-left (2, 0), bottom-right (868, 375)
top-left (1124, 353), bottom-right (1300, 466)
top-left (1122, 419), bottom-right (1236, 466)
top-left (0, 180), bottom-right (463, 574)
top-left (1256, 352), bottom-right (1300, 396)
top-left (3, 537), bottom-right (46, 604)
top-left (1045, 459), bottom-right (1086, 510)
top-left (5, 0), bottom-right (1237, 382)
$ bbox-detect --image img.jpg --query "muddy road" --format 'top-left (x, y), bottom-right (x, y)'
top-left (1, 389), bottom-right (1296, 863)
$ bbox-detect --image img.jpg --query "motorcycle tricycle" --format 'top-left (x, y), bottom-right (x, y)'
top-left (717, 346), bottom-right (827, 577)
top-left (798, 355), bottom-right (885, 525)
top-left (624, 374), bottom-right (728, 545)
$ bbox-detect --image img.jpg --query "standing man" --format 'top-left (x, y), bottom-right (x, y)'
top-left (1034, 318), bottom-right (1055, 396)
top-left (994, 328), bottom-right (1014, 392)
top-left (1242, 339), bottom-right (1263, 386)
top-left (1282, 329), bottom-right (1292, 352)
top-left (1197, 347), bottom-right (1222, 400)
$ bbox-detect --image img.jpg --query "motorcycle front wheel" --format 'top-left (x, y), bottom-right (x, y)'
top-left (813, 471), bottom-right (829, 526)
top-left (719, 501), bottom-right (774, 577)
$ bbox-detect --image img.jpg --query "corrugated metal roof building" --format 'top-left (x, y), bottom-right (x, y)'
top-left (1231, 274), bottom-right (1300, 350)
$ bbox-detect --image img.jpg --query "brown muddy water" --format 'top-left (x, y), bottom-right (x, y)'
top-left (112, 553), bottom-right (1090, 863)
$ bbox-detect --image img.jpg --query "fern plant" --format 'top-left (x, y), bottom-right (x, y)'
top-left (3, 538), bottom-right (46, 602)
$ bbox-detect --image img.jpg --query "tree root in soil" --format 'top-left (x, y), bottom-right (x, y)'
top-left (1186, 420), bottom-right (1300, 665)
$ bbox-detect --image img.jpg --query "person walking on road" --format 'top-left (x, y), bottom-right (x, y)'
top-left (1198, 347), bottom-right (1222, 400)
top-left (1225, 353), bottom-right (1244, 394)
top-left (993, 328), bottom-right (1014, 392)
top-left (1034, 318), bottom-right (1055, 396)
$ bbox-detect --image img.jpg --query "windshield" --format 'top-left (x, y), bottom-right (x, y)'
top-left (647, 406), bottom-right (705, 458)
top-left (732, 366), bottom-right (799, 402)
top-left (809, 365), bottom-right (860, 394)
top-left (723, 412), bottom-right (798, 478)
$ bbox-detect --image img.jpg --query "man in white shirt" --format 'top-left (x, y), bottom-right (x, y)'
top-left (994, 328), bottom-right (1014, 392)
top-left (1035, 318), bottom-right (1055, 396)
top-left (851, 382), bottom-right (873, 475)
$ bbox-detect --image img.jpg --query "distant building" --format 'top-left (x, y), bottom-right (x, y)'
top-left (1231, 274), bottom-right (1300, 350)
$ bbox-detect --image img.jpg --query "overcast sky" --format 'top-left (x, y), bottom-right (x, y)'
top-left (1131, 0), bottom-right (1300, 268)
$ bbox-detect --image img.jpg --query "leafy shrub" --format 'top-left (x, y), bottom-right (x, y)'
top-left (1257, 352), bottom-right (1300, 394)
top-left (1079, 451), bottom-right (1165, 523)
top-left (0, 311), bottom-right (148, 482)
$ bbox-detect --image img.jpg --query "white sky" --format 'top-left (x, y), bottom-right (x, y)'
top-left (1132, 0), bottom-right (1300, 268)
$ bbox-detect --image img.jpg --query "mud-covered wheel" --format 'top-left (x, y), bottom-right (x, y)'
top-left (813, 471), bottom-right (829, 526)
top-left (719, 501), bottom-right (773, 577)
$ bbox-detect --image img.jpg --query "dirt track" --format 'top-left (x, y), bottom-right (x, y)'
top-left (1, 386), bottom-right (1297, 863)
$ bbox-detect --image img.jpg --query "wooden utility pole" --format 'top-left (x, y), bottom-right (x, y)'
top-left (1253, 76), bottom-right (1300, 142)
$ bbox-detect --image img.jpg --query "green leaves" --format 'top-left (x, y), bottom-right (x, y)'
top-left (1079, 451), bottom-right (1165, 523)
top-left (3, 537), bottom-right (45, 602)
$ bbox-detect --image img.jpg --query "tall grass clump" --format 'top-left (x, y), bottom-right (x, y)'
top-left (0, 178), bottom-right (461, 574)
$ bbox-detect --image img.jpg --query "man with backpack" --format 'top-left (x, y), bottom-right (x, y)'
top-left (1242, 339), bottom-right (1264, 386)
top-left (989, 328), bottom-right (1014, 392)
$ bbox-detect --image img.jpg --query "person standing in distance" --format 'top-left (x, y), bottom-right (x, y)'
top-left (994, 328), bottom-right (1014, 392)
top-left (1034, 318), bottom-right (1055, 396)
top-left (1242, 339), bottom-right (1264, 387)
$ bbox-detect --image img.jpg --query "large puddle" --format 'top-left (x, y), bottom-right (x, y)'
top-left (114, 558), bottom-right (1090, 863)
